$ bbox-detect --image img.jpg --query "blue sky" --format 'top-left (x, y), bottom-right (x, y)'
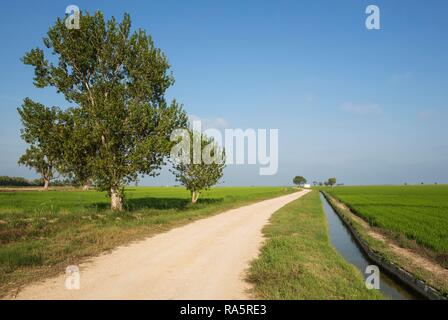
top-left (0, 0), bottom-right (447, 185)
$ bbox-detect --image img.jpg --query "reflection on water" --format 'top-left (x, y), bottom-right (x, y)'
top-left (320, 193), bottom-right (419, 300)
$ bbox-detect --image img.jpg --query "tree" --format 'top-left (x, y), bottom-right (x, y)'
top-left (293, 176), bottom-right (307, 186)
top-left (170, 131), bottom-right (225, 203)
top-left (328, 177), bottom-right (337, 187)
top-left (58, 107), bottom-right (96, 190)
top-left (17, 99), bottom-right (65, 190)
top-left (22, 11), bottom-right (188, 210)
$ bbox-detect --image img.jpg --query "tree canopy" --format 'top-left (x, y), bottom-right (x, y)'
top-left (17, 99), bottom-right (66, 189)
top-left (293, 176), bottom-right (307, 186)
top-left (20, 11), bottom-right (188, 209)
top-left (328, 177), bottom-right (337, 187)
top-left (170, 130), bottom-right (225, 203)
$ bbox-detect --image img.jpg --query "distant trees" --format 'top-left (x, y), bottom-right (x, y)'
top-left (0, 176), bottom-right (33, 187)
top-left (0, 176), bottom-right (74, 187)
top-left (171, 131), bottom-right (225, 203)
top-left (20, 11), bottom-right (188, 210)
top-left (309, 178), bottom-right (338, 187)
top-left (292, 178), bottom-right (339, 187)
top-left (293, 176), bottom-right (307, 186)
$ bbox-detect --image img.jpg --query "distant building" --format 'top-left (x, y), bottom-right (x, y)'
top-left (303, 184), bottom-right (311, 189)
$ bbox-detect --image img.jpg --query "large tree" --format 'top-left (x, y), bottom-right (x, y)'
top-left (22, 11), bottom-right (187, 210)
top-left (17, 99), bottom-right (65, 190)
top-left (171, 131), bottom-right (225, 204)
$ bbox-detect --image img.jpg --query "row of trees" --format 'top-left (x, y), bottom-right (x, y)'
top-left (18, 11), bottom-right (224, 210)
top-left (313, 178), bottom-right (337, 187)
top-left (0, 176), bottom-right (43, 187)
top-left (0, 176), bottom-right (75, 187)
top-left (292, 176), bottom-right (337, 187)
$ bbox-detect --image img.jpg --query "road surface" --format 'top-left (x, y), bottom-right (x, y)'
top-left (14, 189), bottom-right (310, 299)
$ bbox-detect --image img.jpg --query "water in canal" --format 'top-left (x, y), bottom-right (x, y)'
top-left (319, 193), bottom-right (420, 300)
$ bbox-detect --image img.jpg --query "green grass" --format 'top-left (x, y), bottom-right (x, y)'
top-left (247, 191), bottom-right (382, 300)
top-left (322, 185), bottom-right (448, 258)
top-left (0, 186), bottom-right (293, 295)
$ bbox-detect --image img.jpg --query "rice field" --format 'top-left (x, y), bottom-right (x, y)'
top-left (323, 185), bottom-right (448, 255)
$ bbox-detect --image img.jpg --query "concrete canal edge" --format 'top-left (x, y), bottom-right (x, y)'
top-left (321, 191), bottom-right (447, 300)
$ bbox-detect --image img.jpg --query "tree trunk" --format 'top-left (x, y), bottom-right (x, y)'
top-left (43, 178), bottom-right (49, 190)
top-left (191, 191), bottom-right (200, 204)
top-left (111, 187), bottom-right (123, 211)
top-left (82, 179), bottom-right (92, 191)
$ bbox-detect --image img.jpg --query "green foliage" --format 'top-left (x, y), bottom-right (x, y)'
top-left (17, 99), bottom-right (66, 186)
top-left (56, 107), bottom-right (96, 187)
top-left (21, 11), bottom-right (188, 208)
top-left (293, 175), bottom-right (306, 186)
top-left (170, 131), bottom-right (225, 203)
top-left (325, 185), bottom-right (448, 254)
top-left (328, 177), bottom-right (337, 186)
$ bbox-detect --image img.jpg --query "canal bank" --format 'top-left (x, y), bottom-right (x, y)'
top-left (321, 192), bottom-right (445, 300)
top-left (247, 191), bottom-right (383, 299)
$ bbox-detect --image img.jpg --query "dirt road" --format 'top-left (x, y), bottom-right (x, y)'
top-left (14, 190), bottom-right (310, 300)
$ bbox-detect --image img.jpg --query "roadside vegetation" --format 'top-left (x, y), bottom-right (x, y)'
top-left (0, 186), bottom-right (293, 297)
top-left (323, 185), bottom-right (448, 265)
top-left (247, 191), bottom-right (382, 299)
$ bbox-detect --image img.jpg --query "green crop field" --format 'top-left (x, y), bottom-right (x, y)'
top-left (323, 185), bottom-right (448, 256)
top-left (0, 186), bottom-right (293, 294)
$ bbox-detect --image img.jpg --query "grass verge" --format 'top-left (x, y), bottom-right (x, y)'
top-left (247, 190), bottom-right (382, 299)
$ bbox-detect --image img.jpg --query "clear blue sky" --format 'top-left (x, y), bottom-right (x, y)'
top-left (0, 0), bottom-right (447, 185)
